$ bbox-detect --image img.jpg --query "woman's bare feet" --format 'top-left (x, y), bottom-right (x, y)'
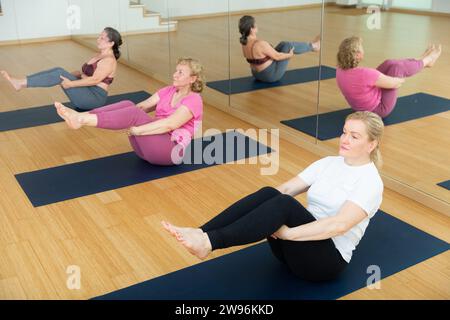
top-left (423, 44), bottom-right (442, 68)
top-left (1, 71), bottom-right (26, 91)
top-left (162, 221), bottom-right (212, 260)
top-left (427, 44), bottom-right (442, 67)
top-left (420, 44), bottom-right (434, 60)
top-left (54, 102), bottom-right (83, 129)
top-left (311, 35), bottom-right (321, 52)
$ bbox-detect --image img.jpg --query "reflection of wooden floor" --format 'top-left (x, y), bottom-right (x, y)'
top-left (73, 6), bottom-right (450, 204)
top-left (318, 7), bottom-right (450, 204)
top-left (0, 40), bottom-right (449, 300)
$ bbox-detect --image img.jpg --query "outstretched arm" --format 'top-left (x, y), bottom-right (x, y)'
top-left (272, 201), bottom-right (368, 241)
top-left (375, 73), bottom-right (405, 89)
top-left (136, 93), bottom-right (160, 113)
top-left (276, 176), bottom-right (309, 197)
top-left (128, 105), bottom-right (193, 136)
top-left (260, 41), bottom-right (294, 61)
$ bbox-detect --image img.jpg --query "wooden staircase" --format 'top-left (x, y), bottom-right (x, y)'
top-left (128, 1), bottom-right (177, 34)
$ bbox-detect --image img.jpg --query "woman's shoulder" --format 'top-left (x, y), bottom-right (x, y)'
top-left (360, 163), bottom-right (383, 189)
top-left (185, 91), bottom-right (203, 104)
top-left (96, 54), bottom-right (116, 64)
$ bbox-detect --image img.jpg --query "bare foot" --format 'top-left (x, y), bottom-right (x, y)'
top-left (1, 70), bottom-right (24, 91)
top-left (54, 102), bottom-right (83, 129)
top-left (427, 44), bottom-right (442, 67)
top-left (311, 35), bottom-right (321, 52)
top-left (420, 44), bottom-right (434, 60)
top-left (162, 221), bottom-right (211, 260)
top-left (161, 221), bottom-right (202, 238)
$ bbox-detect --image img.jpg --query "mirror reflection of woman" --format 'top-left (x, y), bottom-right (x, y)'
top-left (239, 15), bottom-right (320, 83)
top-left (336, 36), bottom-right (442, 118)
top-left (163, 111), bottom-right (384, 282)
top-left (1, 27), bottom-right (122, 110)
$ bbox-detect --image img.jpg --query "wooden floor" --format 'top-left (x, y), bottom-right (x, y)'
top-left (0, 13), bottom-right (449, 300)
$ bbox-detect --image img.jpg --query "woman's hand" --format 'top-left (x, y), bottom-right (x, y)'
top-left (127, 126), bottom-right (141, 136)
top-left (287, 47), bottom-right (294, 58)
top-left (60, 76), bottom-right (73, 89)
top-left (271, 225), bottom-right (292, 240)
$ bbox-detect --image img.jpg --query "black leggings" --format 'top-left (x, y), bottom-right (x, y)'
top-left (201, 187), bottom-right (348, 282)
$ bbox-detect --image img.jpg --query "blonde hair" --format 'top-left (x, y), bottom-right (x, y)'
top-left (346, 111), bottom-right (384, 168)
top-left (337, 36), bottom-right (362, 70)
top-left (177, 57), bottom-right (205, 93)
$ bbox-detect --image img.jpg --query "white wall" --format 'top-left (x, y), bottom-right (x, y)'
top-left (1, 0), bottom-right (448, 42)
top-left (0, 0), bottom-right (18, 41)
top-left (142, 0), bottom-right (326, 18)
top-left (0, 0), bottom-right (70, 41)
top-left (432, 0), bottom-right (450, 13)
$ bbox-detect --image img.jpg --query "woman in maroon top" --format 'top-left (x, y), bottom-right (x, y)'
top-left (239, 15), bottom-right (321, 83)
top-left (1, 27), bottom-right (121, 110)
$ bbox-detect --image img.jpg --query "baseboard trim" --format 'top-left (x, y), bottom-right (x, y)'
top-left (171, 3), bottom-right (331, 21)
top-left (0, 35), bottom-right (71, 46)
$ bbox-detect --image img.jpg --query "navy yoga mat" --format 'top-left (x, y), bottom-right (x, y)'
top-left (207, 66), bottom-right (336, 95)
top-left (437, 180), bottom-right (450, 190)
top-left (93, 210), bottom-right (449, 300)
top-left (15, 131), bottom-right (272, 207)
top-left (0, 91), bottom-right (151, 132)
top-left (281, 93), bottom-right (450, 140)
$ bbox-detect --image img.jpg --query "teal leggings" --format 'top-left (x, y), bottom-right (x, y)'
top-left (251, 41), bottom-right (313, 83)
top-left (27, 67), bottom-right (108, 110)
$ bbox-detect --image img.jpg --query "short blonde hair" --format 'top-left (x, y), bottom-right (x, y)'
top-left (337, 36), bottom-right (362, 70)
top-left (177, 57), bottom-right (205, 93)
top-left (346, 111), bottom-right (384, 167)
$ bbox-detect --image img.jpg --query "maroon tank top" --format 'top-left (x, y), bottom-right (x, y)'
top-left (246, 40), bottom-right (271, 65)
top-left (81, 60), bottom-right (114, 85)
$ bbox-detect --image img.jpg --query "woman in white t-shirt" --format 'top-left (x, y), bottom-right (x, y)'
top-left (162, 111), bottom-right (384, 282)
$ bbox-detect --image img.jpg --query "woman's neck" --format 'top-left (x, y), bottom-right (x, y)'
top-left (100, 48), bottom-right (113, 56)
top-left (343, 155), bottom-right (371, 167)
top-left (176, 86), bottom-right (191, 96)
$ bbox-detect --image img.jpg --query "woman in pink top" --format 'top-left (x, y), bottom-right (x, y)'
top-left (54, 58), bottom-right (204, 166)
top-left (336, 36), bottom-right (442, 118)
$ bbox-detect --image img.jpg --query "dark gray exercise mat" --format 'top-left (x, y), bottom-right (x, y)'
top-left (93, 210), bottom-right (449, 300)
top-left (15, 131), bottom-right (272, 207)
top-left (437, 180), bottom-right (450, 190)
top-left (281, 93), bottom-right (450, 140)
top-left (0, 91), bottom-right (151, 132)
top-left (207, 66), bottom-right (336, 95)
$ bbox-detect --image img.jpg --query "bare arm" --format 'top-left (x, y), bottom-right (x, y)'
top-left (260, 41), bottom-right (294, 61)
top-left (276, 176), bottom-right (309, 197)
top-left (273, 201), bottom-right (368, 241)
top-left (375, 73), bottom-right (405, 89)
top-left (136, 93), bottom-right (160, 113)
top-left (130, 105), bottom-right (193, 136)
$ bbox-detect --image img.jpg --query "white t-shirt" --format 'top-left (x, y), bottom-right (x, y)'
top-left (298, 156), bottom-right (383, 263)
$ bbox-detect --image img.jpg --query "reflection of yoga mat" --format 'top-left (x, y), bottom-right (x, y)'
top-left (437, 180), bottom-right (450, 190)
top-left (281, 93), bottom-right (450, 140)
top-left (94, 210), bottom-right (449, 300)
top-left (15, 132), bottom-right (272, 207)
top-left (0, 91), bottom-right (151, 132)
top-left (207, 66), bottom-right (336, 95)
